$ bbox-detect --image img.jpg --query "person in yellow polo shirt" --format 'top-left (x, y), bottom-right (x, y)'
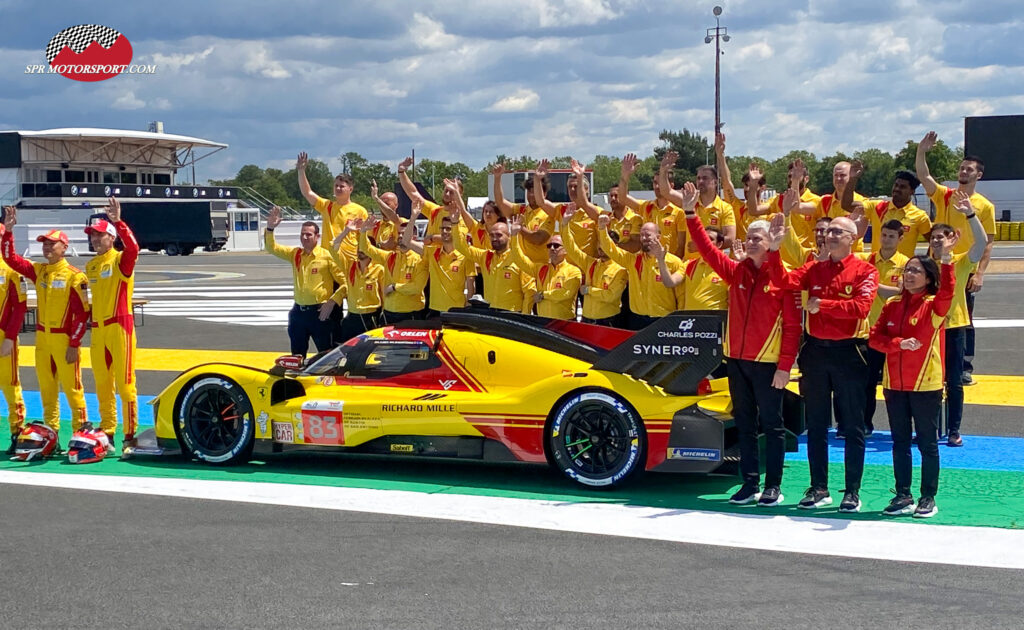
top-left (842, 164), bottom-right (931, 257)
top-left (356, 217), bottom-right (427, 324)
top-left (367, 179), bottom-right (401, 250)
top-left (858, 219), bottom-right (910, 436)
top-left (265, 207), bottom-right (346, 357)
top-left (814, 160), bottom-right (867, 251)
top-left (597, 214), bottom-right (683, 330)
top-left (453, 218), bottom-right (533, 313)
top-left (917, 131), bottom-right (996, 386)
top-left (404, 190), bottom-right (476, 316)
top-left (491, 163), bottom-right (554, 263)
top-left (509, 217), bottom-right (581, 321)
top-left (715, 134), bottom-right (766, 242)
top-left (677, 226), bottom-right (729, 311)
top-left (927, 191), bottom-right (987, 447)
top-left (759, 158), bottom-right (822, 248)
top-left (331, 224), bottom-right (385, 343)
top-left (618, 152), bottom-right (687, 259)
top-left (692, 162), bottom-right (736, 253)
top-left (296, 151), bottom-right (368, 258)
top-left (559, 219), bottom-right (626, 326)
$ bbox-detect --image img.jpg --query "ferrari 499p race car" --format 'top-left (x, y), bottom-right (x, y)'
top-left (152, 307), bottom-right (804, 487)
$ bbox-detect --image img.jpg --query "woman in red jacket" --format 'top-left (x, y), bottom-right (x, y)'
top-left (869, 251), bottom-right (954, 519)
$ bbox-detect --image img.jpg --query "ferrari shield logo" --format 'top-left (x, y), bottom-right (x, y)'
top-left (910, 317), bottom-right (919, 325)
top-left (845, 285), bottom-right (853, 293)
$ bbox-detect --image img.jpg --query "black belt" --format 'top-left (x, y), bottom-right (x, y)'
top-left (294, 302), bottom-right (324, 312)
top-left (806, 335), bottom-right (867, 348)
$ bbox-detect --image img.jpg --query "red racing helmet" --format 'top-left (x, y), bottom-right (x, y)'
top-left (13, 423), bottom-right (58, 461)
top-left (68, 424), bottom-right (112, 464)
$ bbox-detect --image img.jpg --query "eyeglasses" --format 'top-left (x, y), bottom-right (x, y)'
top-left (825, 227), bottom-right (853, 236)
top-left (546, 243), bottom-right (563, 249)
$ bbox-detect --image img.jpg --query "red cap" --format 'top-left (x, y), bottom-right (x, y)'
top-left (36, 229), bottom-right (69, 245)
top-left (85, 219), bottom-right (117, 237)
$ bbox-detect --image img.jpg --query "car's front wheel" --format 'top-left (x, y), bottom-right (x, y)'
top-left (548, 390), bottom-right (645, 487)
top-left (178, 376), bottom-right (255, 464)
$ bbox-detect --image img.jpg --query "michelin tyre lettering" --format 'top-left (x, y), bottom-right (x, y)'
top-left (178, 376), bottom-right (255, 464)
top-left (548, 390), bottom-right (645, 487)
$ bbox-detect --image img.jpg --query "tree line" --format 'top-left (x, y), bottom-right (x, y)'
top-left (210, 128), bottom-right (964, 212)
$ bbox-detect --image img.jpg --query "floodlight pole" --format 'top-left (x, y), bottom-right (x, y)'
top-left (705, 6), bottom-right (730, 136)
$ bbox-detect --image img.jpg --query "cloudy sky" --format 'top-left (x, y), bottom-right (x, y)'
top-left (1, 0), bottom-right (1021, 182)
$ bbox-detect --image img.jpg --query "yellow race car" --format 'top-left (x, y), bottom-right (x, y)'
top-left (152, 307), bottom-right (804, 487)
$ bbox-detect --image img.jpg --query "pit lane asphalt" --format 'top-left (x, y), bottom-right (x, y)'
top-left (3, 251), bottom-right (1024, 628)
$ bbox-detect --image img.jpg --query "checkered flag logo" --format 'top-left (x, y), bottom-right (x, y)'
top-left (46, 24), bottom-right (122, 63)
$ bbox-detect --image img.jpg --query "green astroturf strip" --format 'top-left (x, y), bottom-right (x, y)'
top-left (3, 443), bottom-right (1022, 530)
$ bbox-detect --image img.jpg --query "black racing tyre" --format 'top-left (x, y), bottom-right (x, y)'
top-left (548, 390), bottom-right (645, 487)
top-left (177, 376), bottom-right (255, 465)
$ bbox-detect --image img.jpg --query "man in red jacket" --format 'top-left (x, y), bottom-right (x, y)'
top-left (767, 204), bottom-right (879, 513)
top-left (670, 176), bottom-right (802, 506)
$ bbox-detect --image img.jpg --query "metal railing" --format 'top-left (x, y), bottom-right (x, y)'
top-left (237, 187), bottom-right (307, 219)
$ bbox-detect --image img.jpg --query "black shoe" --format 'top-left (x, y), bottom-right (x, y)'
top-left (757, 486), bottom-right (784, 506)
top-left (883, 493), bottom-right (916, 516)
top-left (961, 374), bottom-right (975, 386)
top-left (947, 432), bottom-right (963, 447)
top-left (797, 487), bottom-right (832, 509)
top-left (5, 434), bottom-right (17, 456)
top-left (50, 444), bottom-right (64, 457)
top-left (729, 484), bottom-right (761, 505)
top-left (913, 496), bottom-right (938, 518)
top-left (865, 425), bottom-right (874, 438)
top-left (838, 490), bottom-right (861, 513)
top-left (835, 432), bottom-right (846, 440)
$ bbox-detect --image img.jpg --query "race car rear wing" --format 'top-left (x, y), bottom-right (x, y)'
top-left (591, 311), bottom-right (725, 396)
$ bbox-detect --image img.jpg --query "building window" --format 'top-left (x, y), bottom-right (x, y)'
top-left (46, 170), bottom-right (62, 183)
top-left (121, 172), bottom-right (137, 184)
top-left (64, 170), bottom-right (85, 183)
top-left (104, 172), bottom-right (120, 184)
top-left (154, 173), bottom-right (171, 185)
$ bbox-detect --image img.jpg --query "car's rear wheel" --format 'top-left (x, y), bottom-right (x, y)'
top-left (178, 376), bottom-right (255, 464)
top-left (548, 390), bottom-right (645, 487)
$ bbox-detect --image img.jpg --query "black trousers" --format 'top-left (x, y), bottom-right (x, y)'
top-left (288, 303), bottom-right (331, 358)
top-left (884, 389), bottom-right (941, 498)
top-left (382, 309), bottom-right (423, 326)
top-left (336, 309), bottom-right (381, 344)
top-left (629, 313), bottom-right (657, 330)
top-left (799, 337), bottom-right (869, 492)
top-left (863, 347), bottom-right (885, 432)
top-left (582, 316), bottom-right (618, 327)
top-left (964, 275), bottom-right (976, 373)
top-left (945, 327), bottom-right (966, 435)
top-left (728, 359), bottom-right (786, 489)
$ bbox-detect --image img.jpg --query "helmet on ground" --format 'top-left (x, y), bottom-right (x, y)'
top-left (68, 423), bottom-right (111, 464)
top-left (13, 423), bottom-right (58, 461)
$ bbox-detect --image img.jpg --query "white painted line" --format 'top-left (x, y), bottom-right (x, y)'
top-left (973, 319), bottom-right (1024, 328)
top-left (1, 471), bottom-right (1021, 569)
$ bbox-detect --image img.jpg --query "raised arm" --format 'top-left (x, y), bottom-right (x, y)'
top-left (952, 190), bottom-right (990, 264)
top-left (296, 152), bottom-right (320, 206)
top-left (559, 216), bottom-right (592, 269)
top-left (532, 159), bottom-right (559, 216)
top-left (571, 159), bottom-right (602, 221)
top-left (840, 160), bottom-right (862, 212)
top-left (683, 186), bottom-right (738, 283)
top-left (744, 164), bottom-right (769, 216)
top-left (650, 239), bottom-right (683, 288)
top-left (103, 197), bottom-right (139, 277)
top-left (618, 153), bottom-right (644, 211)
top-left (507, 216), bottom-right (542, 276)
top-left (596, 214), bottom-right (631, 267)
top-left (397, 156), bottom-right (425, 205)
top-left (0, 208), bottom-right (36, 282)
top-left (715, 134), bottom-right (741, 206)
top-left (371, 179), bottom-right (402, 227)
top-left (357, 220), bottom-right (390, 265)
top-left (452, 219), bottom-right (486, 267)
top-left (263, 206), bottom-right (295, 261)
top-left (915, 131), bottom-right (940, 197)
top-left (404, 199), bottom-right (425, 256)
top-left (491, 163), bottom-right (519, 218)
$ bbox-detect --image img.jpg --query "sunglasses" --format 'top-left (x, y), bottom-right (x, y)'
top-left (546, 243), bottom-right (563, 249)
top-left (825, 227), bottom-right (853, 236)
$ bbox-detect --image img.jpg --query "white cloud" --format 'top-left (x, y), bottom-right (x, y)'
top-left (409, 13), bottom-right (458, 50)
top-left (111, 91), bottom-right (145, 110)
top-left (148, 46), bottom-right (214, 72)
top-left (486, 89), bottom-right (540, 112)
top-left (243, 44), bottom-right (290, 79)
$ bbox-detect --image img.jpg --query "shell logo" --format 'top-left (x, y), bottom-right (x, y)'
top-left (45, 25), bottom-right (133, 82)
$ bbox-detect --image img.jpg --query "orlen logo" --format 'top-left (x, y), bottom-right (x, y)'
top-left (44, 24), bottom-right (133, 82)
